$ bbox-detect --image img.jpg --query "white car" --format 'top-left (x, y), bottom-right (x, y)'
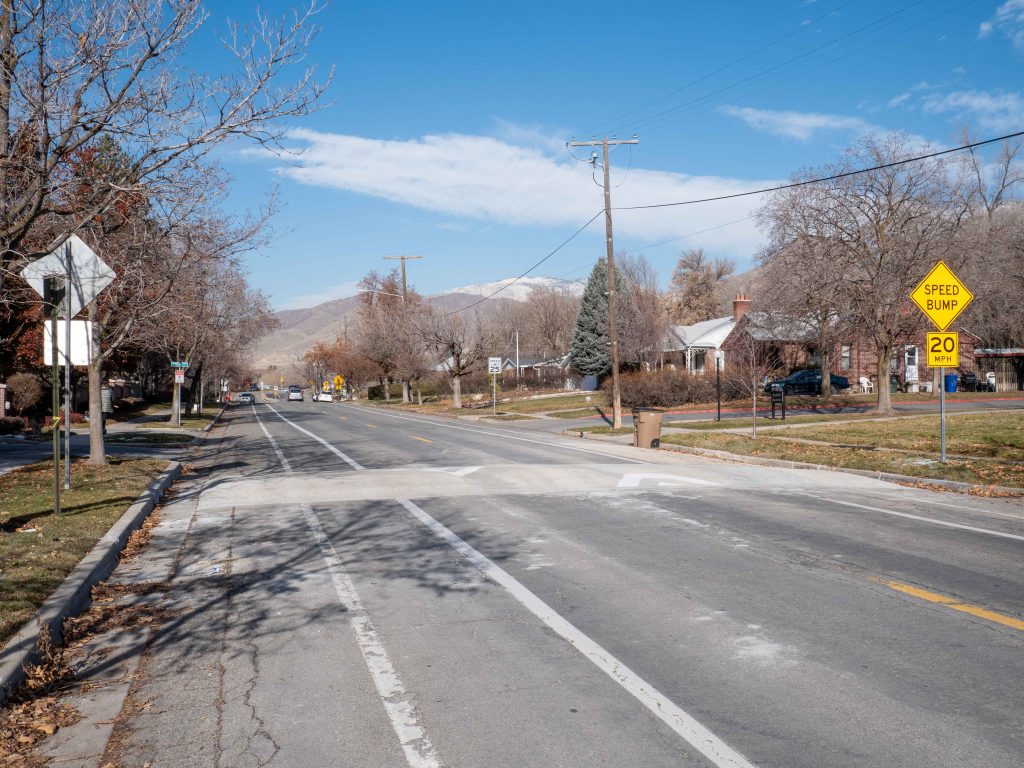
top-left (287, 386), bottom-right (303, 401)
top-left (314, 391), bottom-right (333, 402)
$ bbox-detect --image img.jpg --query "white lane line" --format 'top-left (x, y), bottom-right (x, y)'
top-left (265, 403), bottom-right (364, 470)
top-left (337, 403), bottom-right (651, 465)
top-left (395, 496), bottom-right (756, 768)
top-left (253, 408), bottom-right (440, 768)
top-left (803, 493), bottom-right (1024, 542)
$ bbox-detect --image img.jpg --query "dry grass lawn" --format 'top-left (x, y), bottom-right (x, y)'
top-left (0, 458), bottom-right (167, 645)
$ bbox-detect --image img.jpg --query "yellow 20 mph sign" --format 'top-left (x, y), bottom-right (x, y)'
top-left (926, 332), bottom-right (958, 367)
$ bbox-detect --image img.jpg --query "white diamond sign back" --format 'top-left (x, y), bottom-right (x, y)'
top-left (21, 235), bottom-right (115, 318)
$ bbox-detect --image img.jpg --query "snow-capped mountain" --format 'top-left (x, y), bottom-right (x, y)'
top-left (440, 276), bottom-right (584, 302)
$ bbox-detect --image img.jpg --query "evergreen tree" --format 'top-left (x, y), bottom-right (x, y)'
top-left (569, 258), bottom-right (611, 376)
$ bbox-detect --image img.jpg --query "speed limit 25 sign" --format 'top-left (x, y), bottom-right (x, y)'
top-left (926, 332), bottom-right (958, 367)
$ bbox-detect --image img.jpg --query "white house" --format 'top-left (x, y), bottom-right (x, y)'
top-left (663, 294), bottom-right (751, 373)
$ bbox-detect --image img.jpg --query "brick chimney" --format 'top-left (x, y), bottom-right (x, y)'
top-left (732, 293), bottom-right (752, 323)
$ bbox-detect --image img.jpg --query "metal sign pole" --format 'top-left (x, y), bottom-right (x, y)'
top-left (64, 267), bottom-right (72, 490)
top-left (48, 288), bottom-right (61, 515)
top-left (939, 366), bottom-right (946, 463)
top-left (492, 374), bottom-right (496, 415)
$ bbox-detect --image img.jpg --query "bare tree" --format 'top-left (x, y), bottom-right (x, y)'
top-left (523, 285), bottom-right (579, 360)
top-left (418, 311), bottom-right (495, 409)
top-left (664, 248), bottom-right (735, 325)
top-left (617, 253), bottom-right (668, 370)
top-left (0, 1), bottom-right (329, 288)
top-left (759, 133), bottom-right (968, 414)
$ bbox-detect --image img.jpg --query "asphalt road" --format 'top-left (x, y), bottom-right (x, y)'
top-left (102, 398), bottom-right (1023, 767)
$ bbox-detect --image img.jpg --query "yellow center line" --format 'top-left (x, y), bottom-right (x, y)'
top-left (410, 435), bottom-right (432, 444)
top-left (365, 423), bottom-right (378, 429)
top-left (882, 579), bottom-right (1024, 631)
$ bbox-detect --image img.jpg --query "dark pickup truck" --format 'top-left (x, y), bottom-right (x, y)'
top-left (764, 369), bottom-right (850, 396)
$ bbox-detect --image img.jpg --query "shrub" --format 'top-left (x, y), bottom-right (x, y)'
top-left (0, 416), bottom-right (25, 435)
top-left (608, 369), bottom-right (722, 409)
top-left (7, 372), bottom-right (43, 414)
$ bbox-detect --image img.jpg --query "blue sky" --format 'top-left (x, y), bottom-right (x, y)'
top-left (206, 0), bottom-right (1024, 309)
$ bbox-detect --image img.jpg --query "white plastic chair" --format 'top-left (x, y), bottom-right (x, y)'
top-left (859, 376), bottom-right (874, 394)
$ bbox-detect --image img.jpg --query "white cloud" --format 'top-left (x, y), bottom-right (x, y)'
top-left (275, 280), bottom-right (360, 310)
top-left (257, 127), bottom-right (774, 258)
top-left (887, 92), bottom-right (911, 108)
top-left (921, 89), bottom-right (1024, 132)
top-left (978, 0), bottom-right (1024, 48)
top-left (720, 106), bottom-right (874, 140)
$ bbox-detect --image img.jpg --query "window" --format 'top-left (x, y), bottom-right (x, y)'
top-left (693, 350), bottom-right (706, 373)
top-left (840, 344), bottom-right (852, 371)
top-left (905, 345), bottom-right (917, 367)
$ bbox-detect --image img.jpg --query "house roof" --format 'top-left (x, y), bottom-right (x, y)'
top-left (666, 316), bottom-right (735, 351)
top-left (739, 311), bottom-right (819, 343)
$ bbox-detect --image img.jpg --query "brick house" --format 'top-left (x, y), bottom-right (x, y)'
top-left (720, 297), bottom-right (980, 393)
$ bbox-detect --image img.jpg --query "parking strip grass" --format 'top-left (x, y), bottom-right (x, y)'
top-left (0, 458), bottom-right (168, 645)
top-left (481, 413), bottom-right (538, 421)
top-left (772, 411), bottom-right (1024, 461)
top-left (658, 431), bottom-right (1024, 489)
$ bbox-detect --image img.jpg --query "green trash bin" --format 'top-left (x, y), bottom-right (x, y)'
top-left (889, 374), bottom-right (899, 393)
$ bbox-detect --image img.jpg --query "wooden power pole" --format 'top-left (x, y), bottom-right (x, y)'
top-left (383, 255), bottom-right (423, 302)
top-left (567, 135), bottom-right (638, 429)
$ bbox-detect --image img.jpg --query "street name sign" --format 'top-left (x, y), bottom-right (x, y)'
top-left (170, 361), bottom-right (189, 368)
top-left (488, 357), bottom-right (502, 374)
top-left (910, 261), bottom-right (973, 331)
top-left (21, 235), bottom-right (115, 319)
top-left (926, 332), bottom-right (959, 367)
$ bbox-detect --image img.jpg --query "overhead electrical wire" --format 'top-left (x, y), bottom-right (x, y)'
top-left (631, 0), bottom-right (981, 136)
top-left (616, 130), bottom-right (1024, 211)
top-left (439, 129), bottom-right (1022, 316)
top-left (437, 210), bottom-right (604, 317)
top-left (606, 0), bottom-right (944, 136)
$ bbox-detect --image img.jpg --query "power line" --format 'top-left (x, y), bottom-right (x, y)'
top-left (616, 130), bottom-right (1024, 211)
top-left (587, 0), bottom-right (860, 135)
top-left (437, 210), bottom-right (604, 318)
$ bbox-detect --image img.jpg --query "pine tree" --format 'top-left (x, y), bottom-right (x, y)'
top-left (569, 258), bottom-right (611, 376)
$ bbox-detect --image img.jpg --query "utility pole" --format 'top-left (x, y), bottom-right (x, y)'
top-left (383, 255), bottom-right (423, 302)
top-left (567, 135), bottom-right (638, 429)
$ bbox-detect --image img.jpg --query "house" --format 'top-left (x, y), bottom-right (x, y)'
top-left (663, 294), bottom-right (750, 373)
top-left (721, 307), bottom-right (981, 393)
top-left (973, 349), bottom-right (1024, 391)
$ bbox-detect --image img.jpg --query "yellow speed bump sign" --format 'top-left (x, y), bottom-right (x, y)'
top-left (334, 375), bottom-right (345, 389)
top-left (910, 261), bottom-right (973, 331)
top-left (926, 332), bottom-right (958, 367)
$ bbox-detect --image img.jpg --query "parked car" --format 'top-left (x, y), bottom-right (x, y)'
top-left (764, 369), bottom-right (850, 396)
top-left (314, 391), bottom-right (332, 402)
top-left (958, 371), bottom-right (995, 392)
top-left (287, 385), bottom-right (303, 402)
top-left (238, 392), bottom-right (254, 405)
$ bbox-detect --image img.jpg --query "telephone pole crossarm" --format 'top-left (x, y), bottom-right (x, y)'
top-left (566, 136), bottom-right (638, 429)
top-left (383, 255), bottom-right (423, 302)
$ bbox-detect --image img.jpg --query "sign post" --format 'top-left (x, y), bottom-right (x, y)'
top-left (488, 357), bottom-right (502, 415)
top-left (911, 262), bottom-right (973, 463)
top-left (714, 350), bottom-right (724, 422)
top-left (170, 361), bottom-right (189, 426)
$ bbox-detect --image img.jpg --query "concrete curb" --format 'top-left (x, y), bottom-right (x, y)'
top-left (0, 460), bottom-right (183, 705)
top-left (190, 405), bottom-right (226, 446)
top-left (570, 430), bottom-right (1024, 497)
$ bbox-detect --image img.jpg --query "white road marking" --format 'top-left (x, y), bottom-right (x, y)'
top-left (264, 403), bottom-right (754, 767)
top-left (804, 493), bottom-right (1024, 542)
top-left (265, 403), bottom-right (364, 470)
top-left (617, 472), bottom-right (720, 488)
top-left (424, 466), bottom-right (483, 477)
top-left (396, 496), bottom-right (756, 768)
top-left (338, 402), bottom-right (651, 464)
top-left (252, 407), bottom-right (440, 768)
